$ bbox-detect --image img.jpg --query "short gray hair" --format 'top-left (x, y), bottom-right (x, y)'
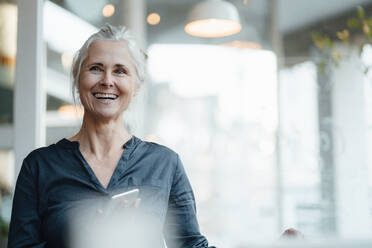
top-left (71, 24), bottom-right (147, 103)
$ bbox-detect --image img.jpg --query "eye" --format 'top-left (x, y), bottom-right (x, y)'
top-left (114, 68), bottom-right (128, 75)
top-left (89, 65), bottom-right (102, 72)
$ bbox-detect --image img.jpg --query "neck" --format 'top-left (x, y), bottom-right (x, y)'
top-left (70, 112), bottom-right (132, 158)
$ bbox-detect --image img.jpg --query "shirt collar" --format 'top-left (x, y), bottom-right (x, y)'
top-left (56, 135), bottom-right (140, 150)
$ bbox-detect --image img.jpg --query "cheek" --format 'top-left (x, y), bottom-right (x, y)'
top-left (78, 88), bottom-right (90, 107)
top-left (119, 79), bottom-right (136, 96)
top-left (80, 74), bottom-right (99, 89)
top-left (77, 79), bottom-right (93, 104)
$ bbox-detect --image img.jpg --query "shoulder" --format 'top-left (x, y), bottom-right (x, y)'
top-left (138, 139), bottom-right (181, 167)
top-left (22, 140), bottom-right (64, 171)
top-left (25, 143), bottom-right (57, 162)
top-left (142, 140), bottom-right (178, 157)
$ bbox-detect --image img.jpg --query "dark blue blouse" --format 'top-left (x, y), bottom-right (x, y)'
top-left (8, 136), bottom-right (215, 248)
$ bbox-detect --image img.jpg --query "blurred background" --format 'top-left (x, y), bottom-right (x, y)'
top-left (1, 0), bottom-right (372, 247)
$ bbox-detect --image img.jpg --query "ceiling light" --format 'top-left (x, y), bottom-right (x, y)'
top-left (61, 52), bottom-right (74, 73)
top-left (221, 41), bottom-right (262, 50)
top-left (102, 4), bottom-right (115, 18)
top-left (147, 12), bottom-right (161, 25)
top-left (0, 3), bottom-right (17, 59)
top-left (58, 105), bottom-right (84, 119)
top-left (185, 0), bottom-right (242, 38)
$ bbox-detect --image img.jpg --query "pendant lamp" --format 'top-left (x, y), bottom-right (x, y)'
top-left (185, 0), bottom-right (242, 38)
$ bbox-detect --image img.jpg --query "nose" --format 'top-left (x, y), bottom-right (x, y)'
top-left (100, 71), bottom-right (114, 87)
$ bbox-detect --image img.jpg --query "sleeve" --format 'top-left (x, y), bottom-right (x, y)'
top-left (163, 154), bottom-right (216, 248)
top-left (7, 158), bottom-right (47, 248)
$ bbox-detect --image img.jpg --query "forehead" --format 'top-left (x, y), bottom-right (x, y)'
top-left (86, 40), bottom-right (135, 66)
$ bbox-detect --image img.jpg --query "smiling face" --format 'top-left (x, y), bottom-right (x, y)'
top-left (78, 40), bottom-right (138, 121)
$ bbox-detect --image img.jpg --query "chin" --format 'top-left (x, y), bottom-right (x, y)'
top-left (93, 111), bottom-right (122, 121)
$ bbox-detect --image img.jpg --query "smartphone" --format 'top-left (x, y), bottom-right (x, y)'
top-left (111, 188), bottom-right (139, 201)
top-left (106, 188), bottom-right (140, 214)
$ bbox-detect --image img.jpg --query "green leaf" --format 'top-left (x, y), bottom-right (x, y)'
top-left (347, 18), bottom-right (360, 28)
top-left (363, 66), bottom-right (369, 74)
top-left (362, 22), bottom-right (372, 39)
top-left (357, 6), bottom-right (365, 19)
top-left (317, 62), bottom-right (327, 73)
top-left (332, 51), bottom-right (342, 60)
top-left (332, 55), bottom-right (341, 67)
top-left (326, 37), bottom-right (334, 49)
top-left (367, 18), bottom-right (372, 27)
top-left (359, 42), bottom-right (367, 54)
top-left (311, 32), bottom-right (321, 41)
top-left (311, 32), bottom-right (334, 50)
top-left (337, 29), bottom-right (349, 42)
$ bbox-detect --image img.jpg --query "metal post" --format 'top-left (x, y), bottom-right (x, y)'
top-left (269, 0), bottom-right (284, 232)
top-left (315, 50), bottom-right (337, 235)
top-left (120, 0), bottom-right (147, 49)
top-left (119, 0), bottom-right (147, 138)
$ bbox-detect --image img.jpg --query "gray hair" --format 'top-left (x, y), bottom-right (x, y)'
top-left (71, 24), bottom-right (147, 103)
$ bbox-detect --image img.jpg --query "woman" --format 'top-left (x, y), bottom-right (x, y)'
top-left (8, 24), bottom-right (214, 248)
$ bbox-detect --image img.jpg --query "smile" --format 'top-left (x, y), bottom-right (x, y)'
top-left (92, 93), bottom-right (118, 100)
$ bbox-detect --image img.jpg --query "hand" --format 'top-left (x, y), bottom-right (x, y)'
top-left (281, 228), bottom-right (304, 239)
top-left (97, 198), bottom-right (141, 216)
top-left (118, 198), bottom-right (141, 208)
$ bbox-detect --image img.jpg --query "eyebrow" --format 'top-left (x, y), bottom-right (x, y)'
top-left (87, 62), bottom-right (130, 70)
top-left (87, 62), bottom-right (103, 67)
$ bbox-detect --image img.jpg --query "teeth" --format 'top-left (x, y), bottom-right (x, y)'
top-left (93, 93), bottom-right (118, 99)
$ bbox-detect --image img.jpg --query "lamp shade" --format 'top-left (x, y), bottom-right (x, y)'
top-left (185, 0), bottom-right (242, 38)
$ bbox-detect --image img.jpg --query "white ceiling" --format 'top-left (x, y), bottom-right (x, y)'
top-left (279, 0), bottom-right (372, 33)
top-left (62, 0), bottom-right (372, 35)
top-left (148, 0), bottom-right (372, 34)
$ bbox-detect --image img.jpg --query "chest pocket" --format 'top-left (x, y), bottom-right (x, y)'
top-left (113, 177), bottom-right (168, 218)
